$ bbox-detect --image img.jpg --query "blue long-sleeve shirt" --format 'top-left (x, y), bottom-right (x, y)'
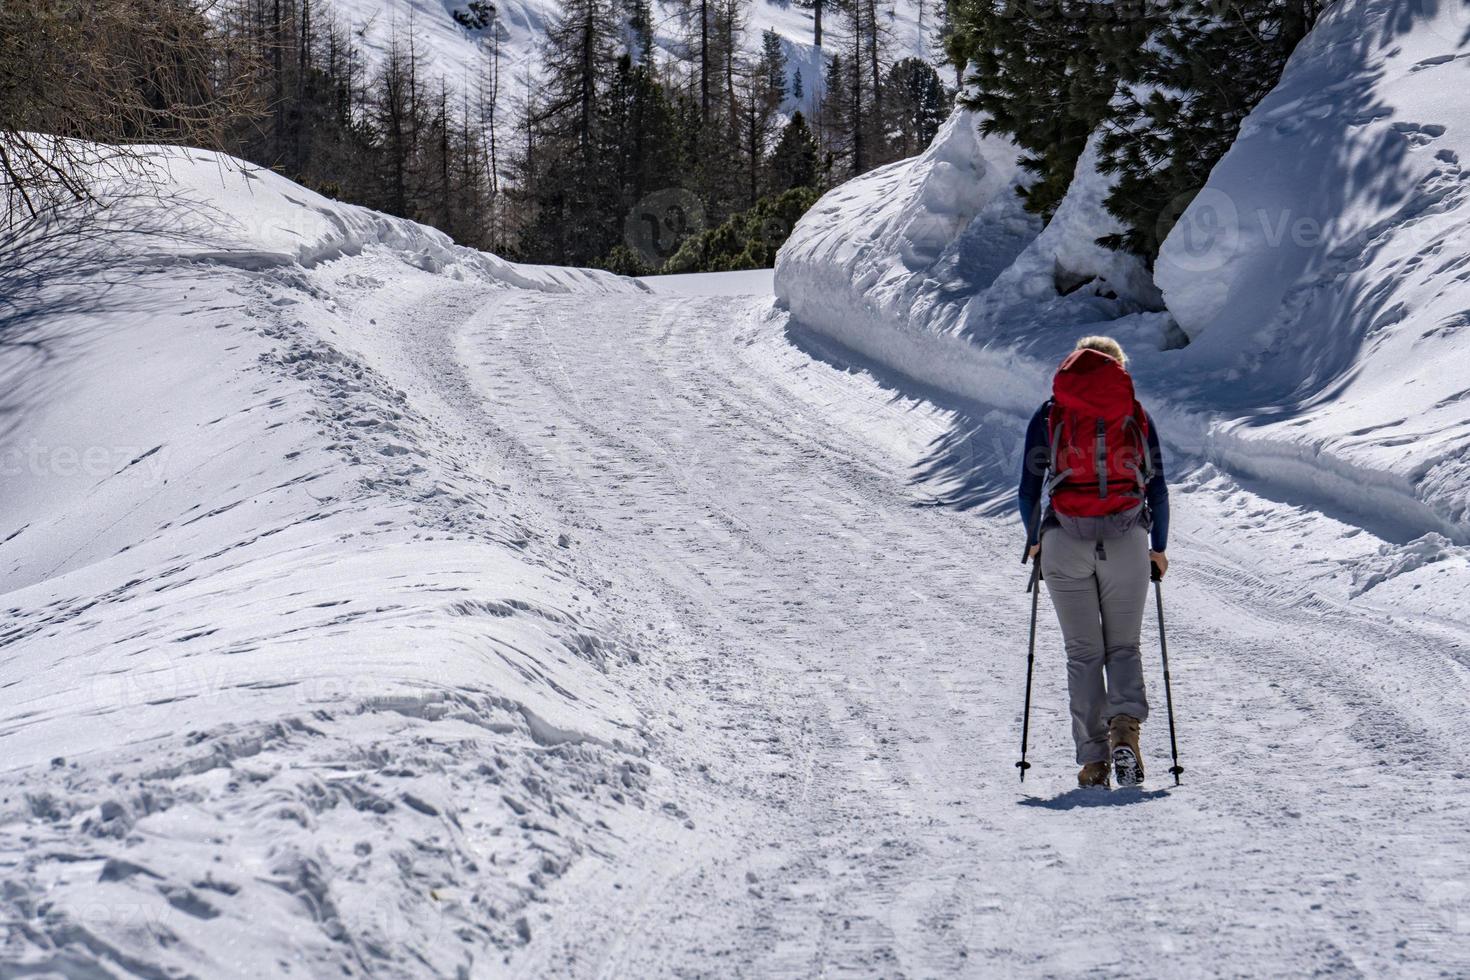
top-left (1017, 401), bottom-right (1169, 552)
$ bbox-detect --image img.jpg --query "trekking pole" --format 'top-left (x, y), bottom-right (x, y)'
top-left (1016, 556), bottom-right (1041, 782)
top-left (1152, 566), bottom-right (1184, 785)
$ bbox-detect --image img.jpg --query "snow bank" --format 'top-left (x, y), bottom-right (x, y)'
top-left (774, 111), bottom-right (1169, 416)
top-left (0, 149), bottom-right (656, 974)
top-left (1156, 0), bottom-right (1470, 538)
top-left (773, 109), bottom-right (1046, 411)
top-left (55, 145), bottom-right (634, 294)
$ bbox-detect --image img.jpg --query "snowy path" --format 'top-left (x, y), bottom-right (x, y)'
top-left (388, 278), bottom-right (1470, 976)
top-left (4, 251), bottom-right (1469, 977)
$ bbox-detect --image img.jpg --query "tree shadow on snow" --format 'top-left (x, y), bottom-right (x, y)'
top-left (0, 179), bottom-right (244, 445)
top-left (1019, 787), bottom-right (1171, 810)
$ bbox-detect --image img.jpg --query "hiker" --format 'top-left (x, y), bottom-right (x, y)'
top-left (1017, 336), bottom-right (1169, 789)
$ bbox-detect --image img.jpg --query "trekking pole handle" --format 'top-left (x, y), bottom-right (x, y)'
top-left (1021, 499), bottom-right (1044, 564)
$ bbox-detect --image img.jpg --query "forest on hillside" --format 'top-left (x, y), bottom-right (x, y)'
top-left (0, 0), bottom-right (1321, 273)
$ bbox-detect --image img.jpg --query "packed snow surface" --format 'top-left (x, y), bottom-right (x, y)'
top-left (639, 268), bottom-right (776, 295)
top-left (3, 137), bottom-right (1470, 975)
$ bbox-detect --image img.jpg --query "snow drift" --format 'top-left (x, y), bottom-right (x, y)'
top-left (774, 111), bottom-right (1167, 418)
top-left (773, 108), bottom-right (1044, 412)
top-left (1154, 0), bottom-right (1470, 539)
top-left (0, 148), bottom-right (662, 976)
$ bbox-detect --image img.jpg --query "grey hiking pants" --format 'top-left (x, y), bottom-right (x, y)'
top-left (1040, 523), bottom-right (1151, 765)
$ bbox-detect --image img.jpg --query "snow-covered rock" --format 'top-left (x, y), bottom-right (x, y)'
top-left (1157, 0), bottom-right (1470, 539)
top-left (988, 133), bottom-right (1161, 311)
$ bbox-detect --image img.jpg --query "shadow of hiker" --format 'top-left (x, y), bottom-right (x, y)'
top-left (1019, 787), bottom-right (1171, 810)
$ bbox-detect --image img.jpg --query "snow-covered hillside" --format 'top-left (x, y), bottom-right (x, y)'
top-left (1154, 0), bottom-right (1470, 543)
top-left (334, 0), bottom-right (943, 119)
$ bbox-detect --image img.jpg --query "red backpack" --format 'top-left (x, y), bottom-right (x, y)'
top-left (1046, 349), bottom-right (1152, 518)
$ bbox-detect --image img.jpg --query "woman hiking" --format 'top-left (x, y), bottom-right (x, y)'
top-left (1017, 336), bottom-right (1169, 788)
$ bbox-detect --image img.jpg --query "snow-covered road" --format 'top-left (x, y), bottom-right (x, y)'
top-left (4, 245), bottom-right (1470, 976)
top-left (405, 274), bottom-right (1470, 975)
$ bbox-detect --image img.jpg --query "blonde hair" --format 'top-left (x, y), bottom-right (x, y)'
top-left (1075, 335), bottom-right (1127, 368)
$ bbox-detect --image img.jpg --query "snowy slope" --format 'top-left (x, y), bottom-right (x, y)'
top-left (1154, 0), bottom-right (1470, 542)
top-left (332, 0), bottom-right (943, 119)
top-left (0, 149), bottom-right (672, 974)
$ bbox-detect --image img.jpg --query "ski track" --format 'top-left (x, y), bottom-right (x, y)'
top-left (381, 275), bottom-right (1470, 976)
top-left (4, 254), bottom-right (1470, 976)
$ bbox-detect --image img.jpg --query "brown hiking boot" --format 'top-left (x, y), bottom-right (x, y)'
top-left (1109, 715), bottom-right (1145, 786)
top-left (1077, 761), bottom-right (1111, 788)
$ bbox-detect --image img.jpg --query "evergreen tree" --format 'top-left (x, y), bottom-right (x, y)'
top-left (950, 0), bottom-right (1145, 219)
top-left (818, 52), bottom-right (851, 172)
top-left (881, 56), bottom-right (947, 158)
top-left (514, 0), bottom-right (623, 264)
top-left (768, 111), bottom-right (820, 194)
top-left (761, 30), bottom-right (788, 102)
top-left (1099, 0), bottom-right (1322, 257)
top-left (662, 185), bottom-right (821, 272)
top-left (601, 53), bottom-right (683, 245)
top-left (624, 0), bottom-right (655, 62)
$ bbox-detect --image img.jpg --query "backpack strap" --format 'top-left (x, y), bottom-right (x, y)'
top-left (1044, 400), bottom-right (1070, 496)
top-left (1120, 405), bottom-right (1153, 527)
top-left (1124, 403), bottom-right (1153, 488)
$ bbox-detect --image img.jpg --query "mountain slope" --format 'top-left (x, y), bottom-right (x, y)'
top-left (332, 0), bottom-right (944, 119)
